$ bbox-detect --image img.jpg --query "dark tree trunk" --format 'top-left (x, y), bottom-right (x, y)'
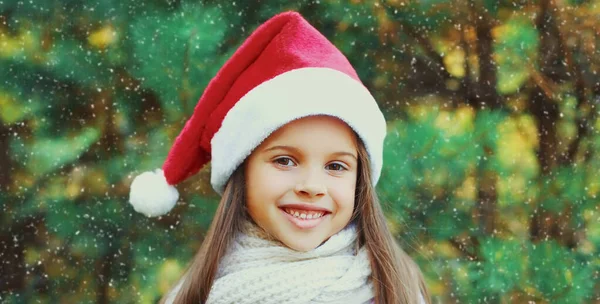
top-left (0, 217), bottom-right (43, 294)
top-left (0, 123), bottom-right (13, 191)
top-left (466, 0), bottom-right (501, 237)
top-left (528, 0), bottom-right (580, 248)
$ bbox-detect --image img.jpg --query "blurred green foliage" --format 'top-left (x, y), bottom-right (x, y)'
top-left (1, 0), bottom-right (599, 303)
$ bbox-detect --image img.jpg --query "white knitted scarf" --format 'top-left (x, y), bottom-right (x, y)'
top-left (206, 220), bottom-right (374, 304)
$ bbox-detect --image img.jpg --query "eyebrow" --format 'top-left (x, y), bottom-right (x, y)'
top-left (263, 145), bottom-right (357, 160)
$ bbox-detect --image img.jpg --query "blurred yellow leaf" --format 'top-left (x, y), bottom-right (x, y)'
top-left (496, 115), bottom-right (539, 172)
top-left (88, 25), bottom-right (118, 49)
top-left (0, 93), bottom-right (41, 124)
top-left (565, 269), bottom-right (573, 283)
top-left (443, 48), bottom-right (466, 77)
top-left (435, 106), bottom-right (475, 136)
top-left (0, 28), bottom-right (36, 58)
top-left (24, 248), bottom-right (41, 266)
top-left (496, 115), bottom-right (539, 206)
top-left (66, 167), bottom-right (86, 199)
top-left (0, 94), bottom-right (21, 124)
top-left (426, 275), bottom-right (447, 296)
top-left (83, 167), bottom-right (109, 196)
top-left (435, 241), bottom-right (461, 259)
top-left (454, 176), bottom-right (477, 202)
top-left (588, 179), bottom-right (599, 198)
top-left (158, 259), bottom-right (185, 294)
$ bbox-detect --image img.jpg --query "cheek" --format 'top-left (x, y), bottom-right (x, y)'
top-left (245, 163), bottom-right (287, 216)
top-left (247, 165), bottom-right (289, 196)
top-left (332, 178), bottom-right (357, 215)
top-left (246, 185), bottom-right (271, 228)
top-left (245, 163), bottom-right (265, 216)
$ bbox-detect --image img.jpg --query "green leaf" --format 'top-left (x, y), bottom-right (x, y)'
top-left (447, 258), bottom-right (481, 303)
top-left (479, 238), bottom-right (525, 293)
top-left (483, 0), bottom-right (500, 16)
top-left (130, 3), bottom-right (227, 121)
top-left (427, 207), bottom-right (473, 240)
top-left (12, 127), bottom-right (101, 176)
top-left (45, 40), bottom-right (112, 87)
top-left (0, 93), bottom-right (43, 124)
top-left (474, 110), bottom-right (506, 153)
top-left (70, 230), bottom-right (107, 259)
top-left (257, 1), bottom-right (305, 21)
top-left (379, 108), bottom-right (487, 216)
top-left (183, 195), bottom-right (219, 231)
top-left (529, 241), bottom-right (595, 302)
top-left (538, 167), bottom-right (587, 213)
top-left (494, 16), bottom-right (539, 94)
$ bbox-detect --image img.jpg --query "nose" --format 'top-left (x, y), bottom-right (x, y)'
top-left (294, 168), bottom-right (326, 198)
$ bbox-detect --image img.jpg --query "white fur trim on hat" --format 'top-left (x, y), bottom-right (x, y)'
top-left (129, 169), bottom-right (179, 217)
top-left (210, 67), bottom-right (387, 194)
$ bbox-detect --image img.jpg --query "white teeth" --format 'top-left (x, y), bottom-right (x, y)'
top-left (284, 208), bottom-right (326, 219)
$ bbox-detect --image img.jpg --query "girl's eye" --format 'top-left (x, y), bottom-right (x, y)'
top-left (326, 162), bottom-right (347, 171)
top-left (274, 157), bottom-right (296, 167)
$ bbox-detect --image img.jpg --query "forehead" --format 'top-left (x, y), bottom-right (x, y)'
top-left (260, 115), bottom-right (358, 150)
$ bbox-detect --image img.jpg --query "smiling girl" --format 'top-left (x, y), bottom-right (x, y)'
top-left (129, 11), bottom-right (430, 304)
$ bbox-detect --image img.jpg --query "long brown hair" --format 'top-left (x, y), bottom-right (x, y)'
top-left (162, 139), bottom-right (430, 303)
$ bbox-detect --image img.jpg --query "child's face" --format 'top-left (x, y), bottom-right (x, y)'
top-left (244, 115), bottom-right (358, 252)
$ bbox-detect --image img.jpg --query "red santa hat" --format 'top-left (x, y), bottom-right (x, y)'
top-left (129, 11), bottom-right (387, 217)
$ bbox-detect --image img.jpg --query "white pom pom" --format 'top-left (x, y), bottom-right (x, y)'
top-left (129, 169), bottom-right (179, 217)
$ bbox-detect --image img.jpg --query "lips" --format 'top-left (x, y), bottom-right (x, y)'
top-left (282, 207), bottom-right (325, 219)
top-left (278, 203), bottom-right (331, 229)
top-left (278, 203), bottom-right (331, 213)
top-left (278, 204), bottom-right (331, 219)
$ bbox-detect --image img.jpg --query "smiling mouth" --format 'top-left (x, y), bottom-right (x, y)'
top-left (280, 207), bottom-right (330, 220)
top-left (279, 207), bottom-right (330, 229)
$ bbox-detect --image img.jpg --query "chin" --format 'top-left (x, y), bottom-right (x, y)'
top-left (284, 239), bottom-right (322, 252)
